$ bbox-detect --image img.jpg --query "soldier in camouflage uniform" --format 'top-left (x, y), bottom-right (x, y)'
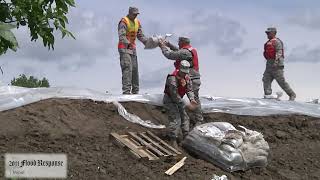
top-left (159, 37), bottom-right (203, 126)
top-left (118, 7), bottom-right (148, 94)
top-left (163, 60), bottom-right (198, 148)
top-left (263, 27), bottom-right (296, 101)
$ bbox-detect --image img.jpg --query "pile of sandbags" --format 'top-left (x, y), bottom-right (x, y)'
top-left (182, 122), bottom-right (269, 172)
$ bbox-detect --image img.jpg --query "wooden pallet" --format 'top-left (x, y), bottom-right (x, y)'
top-left (110, 131), bottom-right (181, 160)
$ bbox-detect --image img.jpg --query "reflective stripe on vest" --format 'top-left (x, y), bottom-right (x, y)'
top-left (263, 38), bottom-right (284, 60)
top-left (174, 45), bottom-right (199, 72)
top-left (118, 16), bottom-right (140, 49)
top-left (164, 70), bottom-right (190, 98)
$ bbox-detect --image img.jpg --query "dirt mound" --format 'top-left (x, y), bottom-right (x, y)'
top-left (0, 99), bottom-right (319, 180)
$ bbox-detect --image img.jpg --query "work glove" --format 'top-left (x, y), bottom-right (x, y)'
top-left (158, 38), bottom-right (165, 48)
top-left (158, 38), bottom-right (168, 48)
top-left (186, 100), bottom-right (198, 111)
top-left (128, 43), bottom-right (134, 50)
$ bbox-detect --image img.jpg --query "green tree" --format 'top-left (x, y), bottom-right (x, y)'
top-left (11, 74), bottom-right (50, 88)
top-left (0, 0), bottom-right (76, 55)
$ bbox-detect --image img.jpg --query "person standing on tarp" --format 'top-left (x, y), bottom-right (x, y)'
top-left (118, 7), bottom-right (148, 94)
top-left (263, 27), bottom-right (296, 101)
top-left (159, 36), bottom-right (203, 127)
top-left (163, 60), bottom-right (198, 148)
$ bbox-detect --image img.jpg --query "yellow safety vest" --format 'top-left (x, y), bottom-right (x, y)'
top-left (118, 16), bottom-right (140, 49)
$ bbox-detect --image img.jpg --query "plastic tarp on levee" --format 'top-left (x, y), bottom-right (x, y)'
top-left (1, 86), bottom-right (319, 118)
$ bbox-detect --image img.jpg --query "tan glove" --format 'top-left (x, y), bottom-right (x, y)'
top-left (186, 100), bottom-right (198, 111)
top-left (158, 38), bottom-right (166, 48)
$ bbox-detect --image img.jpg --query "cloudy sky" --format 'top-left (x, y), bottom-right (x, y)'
top-left (1, 0), bottom-right (319, 101)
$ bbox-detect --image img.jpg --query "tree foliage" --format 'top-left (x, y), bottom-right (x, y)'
top-left (0, 0), bottom-right (76, 55)
top-left (11, 74), bottom-right (50, 88)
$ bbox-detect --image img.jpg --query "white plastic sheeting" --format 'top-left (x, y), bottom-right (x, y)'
top-left (211, 174), bottom-right (228, 180)
top-left (1, 86), bottom-right (320, 118)
top-left (112, 101), bottom-right (165, 129)
top-left (0, 86), bottom-right (165, 128)
top-left (201, 95), bottom-right (320, 117)
top-left (182, 122), bottom-right (269, 172)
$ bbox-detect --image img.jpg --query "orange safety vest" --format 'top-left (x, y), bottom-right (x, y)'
top-left (118, 16), bottom-right (140, 49)
top-left (164, 70), bottom-right (190, 98)
top-left (263, 38), bottom-right (284, 60)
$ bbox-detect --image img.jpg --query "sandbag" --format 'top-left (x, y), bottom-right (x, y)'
top-left (182, 122), bottom-right (269, 172)
top-left (144, 35), bottom-right (161, 49)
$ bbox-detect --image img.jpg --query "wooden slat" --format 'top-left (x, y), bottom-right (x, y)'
top-left (165, 157), bottom-right (187, 175)
top-left (144, 149), bottom-right (159, 160)
top-left (123, 137), bottom-right (153, 160)
top-left (110, 133), bottom-right (147, 158)
top-left (146, 131), bottom-right (181, 155)
top-left (129, 137), bottom-right (141, 147)
top-left (128, 149), bottom-right (141, 159)
top-left (128, 132), bottom-right (165, 157)
top-left (139, 132), bottom-right (173, 156)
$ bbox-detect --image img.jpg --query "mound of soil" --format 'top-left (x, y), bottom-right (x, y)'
top-left (0, 98), bottom-right (319, 180)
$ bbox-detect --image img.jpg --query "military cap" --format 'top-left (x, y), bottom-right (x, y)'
top-left (178, 36), bottom-right (190, 44)
top-left (129, 7), bottom-right (139, 15)
top-left (265, 27), bottom-right (277, 33)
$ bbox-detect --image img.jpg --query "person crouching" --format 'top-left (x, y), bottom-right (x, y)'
top-left (163, 60), bottom-right (198, 148)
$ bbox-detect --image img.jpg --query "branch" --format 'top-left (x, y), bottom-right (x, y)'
top-left (3, 20), bottom-right (17, 23)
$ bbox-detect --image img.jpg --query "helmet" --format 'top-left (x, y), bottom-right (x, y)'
top-left (180, 60), bottom-right (190, 74)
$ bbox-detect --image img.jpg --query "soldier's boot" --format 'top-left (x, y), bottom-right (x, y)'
top-left (131, 91), bottom-right (139, 94)
top-left (182, 131), bottom-right (189, 140)
top-left (169, 138), bottom-right (179, 150)
top-left (289, 93), bottom-right (296, 101)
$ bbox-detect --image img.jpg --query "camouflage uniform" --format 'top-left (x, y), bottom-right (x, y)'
top-left (262, 32), bottom-right (296, 100)
top-left (118, 7), bottom-right (148, 94)
top-left (160, 41), bottom-right (203, 125)
top-left (163, 72), bottom-right (195, 139)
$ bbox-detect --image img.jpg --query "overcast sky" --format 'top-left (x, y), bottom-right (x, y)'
top-left (1, 0), bottom-right (319, 101)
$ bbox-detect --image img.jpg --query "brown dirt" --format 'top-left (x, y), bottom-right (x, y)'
top-left (0, 99), bottom-right (319, 180)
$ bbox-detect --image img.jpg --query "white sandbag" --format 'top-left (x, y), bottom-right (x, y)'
top-left (144, 35), bottom-right (161, 49)
top-left (144, 34), bottom-right (172, 49)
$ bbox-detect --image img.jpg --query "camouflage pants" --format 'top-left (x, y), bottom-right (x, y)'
top-left (263, 66), bottom-right (295, 97)
top-left (119, 52), bottom-right (139, 94)
top-left (163, 94), bottom-right (190, 139)
top-left (191, 78), bottom-right (203, 125)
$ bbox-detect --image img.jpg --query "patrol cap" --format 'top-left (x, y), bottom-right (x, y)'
top-left (179, 60), bottom-right (190, 74)
top-left (265, 27), bottom-right (277, 33)
top-left (129, 7), bottom-right (139, 15)
top-left (178, 36), bottom-right (190, 44)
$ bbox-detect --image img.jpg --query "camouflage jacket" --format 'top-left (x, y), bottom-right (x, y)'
top-left (160, 42), bottom-right (201, 79)
top-left (165, 74), bottom-right (195, 105)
